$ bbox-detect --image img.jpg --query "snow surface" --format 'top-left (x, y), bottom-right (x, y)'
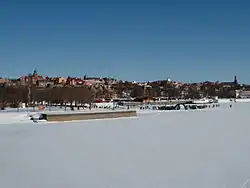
top-left (1, 103), bottom-right (250, 188)
top-left (0, 112), bottom-right (34, 124)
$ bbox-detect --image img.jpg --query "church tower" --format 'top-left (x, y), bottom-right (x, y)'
top-left (234, 76), bottom-right (238, 85)
top-left (33, 68), bottom-right (38, 76)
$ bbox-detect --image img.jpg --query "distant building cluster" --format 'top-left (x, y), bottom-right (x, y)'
top-left (0, 69), bottom-right (250, 100)
top-left (1, 69), bottom-right (117, 88)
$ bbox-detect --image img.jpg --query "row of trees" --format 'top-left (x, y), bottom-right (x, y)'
top-left (0, 81), bottom-right (242, 109)
top-left (127, 84), bottom-right (238, 99)
top-left (0, 86), bottom-right (94, 108)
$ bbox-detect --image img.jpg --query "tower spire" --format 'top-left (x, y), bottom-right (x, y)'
top-left (33, 68), bottom-right (37, 76)
top-left (234, 76), bottom-right (238, 85)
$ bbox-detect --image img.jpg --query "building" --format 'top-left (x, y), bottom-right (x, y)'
top-left (19, 69), bottom-right (44, 86)
top-left (0, 78), bottom-right (10, 84)
top-left (55, 77), bottom-right (67, 85)
top-left (236, 90), bottom-right (250, 98)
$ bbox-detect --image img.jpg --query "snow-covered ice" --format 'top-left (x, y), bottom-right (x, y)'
top-left (0, 112), bottom-right (33, 124)
top-left (1, 103), bottom-right (250, 188)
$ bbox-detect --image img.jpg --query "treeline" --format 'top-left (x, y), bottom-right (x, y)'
top-left (0, 86), bottom-right (93, 108)
top-left (128, 84), bottom-right (238, 99)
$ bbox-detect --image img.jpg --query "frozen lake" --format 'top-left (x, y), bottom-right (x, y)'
top-left (1, 103), bottom-right (250, 188)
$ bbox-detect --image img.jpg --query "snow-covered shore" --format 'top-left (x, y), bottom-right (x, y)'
top-left (0, 104), bottom-right (224, 124)
top-left (218, 98), bottom-right (250, 103)
top-left (0, 98), bottom-right (249, 124)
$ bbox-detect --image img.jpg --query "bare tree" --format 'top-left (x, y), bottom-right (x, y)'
top-left (131, 85), bottom-right (144, 98)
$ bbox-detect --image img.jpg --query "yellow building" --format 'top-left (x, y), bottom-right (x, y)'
top-left (55, 77), bottom-right (67, 84)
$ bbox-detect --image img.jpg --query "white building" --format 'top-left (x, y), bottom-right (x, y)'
top-left (236, 90), bottom-right (250, 98)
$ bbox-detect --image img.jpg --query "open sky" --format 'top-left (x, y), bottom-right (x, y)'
top-left (1, 0), bottom-right (250, 83)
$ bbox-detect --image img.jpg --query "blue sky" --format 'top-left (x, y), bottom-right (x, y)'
top-left (1, 0), bottom-right (250, 83)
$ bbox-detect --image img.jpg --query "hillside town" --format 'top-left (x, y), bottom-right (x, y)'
top-left (1, 69), bottom-right (250, 109)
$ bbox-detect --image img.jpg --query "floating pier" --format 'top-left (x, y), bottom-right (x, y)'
top-left (39, 110), bottom-right (137, 122)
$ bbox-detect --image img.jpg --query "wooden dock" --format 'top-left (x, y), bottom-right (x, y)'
top-left (41, 110), bottom-right (137, 122)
